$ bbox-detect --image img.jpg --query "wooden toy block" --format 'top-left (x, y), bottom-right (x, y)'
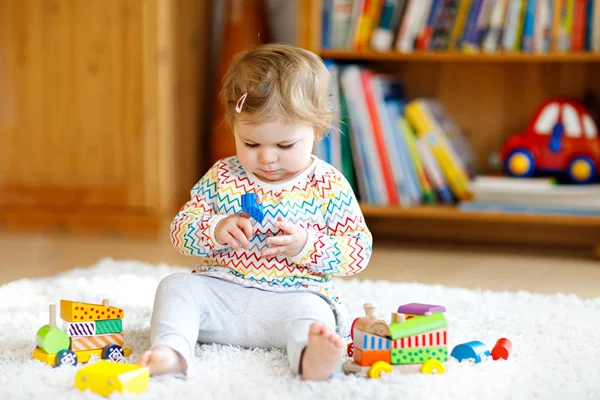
top-left (70, 333), bottom-right (124, 352)
top-left (388, 312), bottom-right (447, 340)
top-left (391, 346), bottom-right (448, 365)
top-left (95, 319), bottom-right (123, 335)
top-left (61, 299), bottom-right (124, 322)
top-left (353, 304), bottom-right (391, 337)
top-left (75, 360), bottom-right (149, 397)
top-left (64, 321), bottom-right (96, 337)
top-left (36, 304), bottom-right (71, 354)
top-left (354, 348), bottom-right (390, 367)
top-left (491, 338), bottom-right (512, 360)
top-left (450, 341), bottom-right (491, 363)
top-left (396, 303), bottom-right (447, 316)
top-left (391, 328), bottom-right (448, 348)
top-left (353, 329), bottom-right (391, 351)
top-left (241, 193), bottom-right (264, 223)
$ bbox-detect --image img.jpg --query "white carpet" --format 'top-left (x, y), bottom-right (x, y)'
top-left (1, 258), bottom-right (599, 400)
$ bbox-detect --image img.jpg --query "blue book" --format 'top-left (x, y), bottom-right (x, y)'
top-left (521, 0), bottom-right (536, 52)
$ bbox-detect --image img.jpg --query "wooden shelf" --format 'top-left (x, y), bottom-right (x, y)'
top-left (360, 204), bottom-right (600, 227)
top-left (319, 50), bottom-right (600, 63)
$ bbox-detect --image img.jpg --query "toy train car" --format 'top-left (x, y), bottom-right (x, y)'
top-left (343, 303), bottom-right (448, 379)
top-left (33, 300), bottom-right (131, 367)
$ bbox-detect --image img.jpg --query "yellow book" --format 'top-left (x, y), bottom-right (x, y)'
top-left (404, 100), bottom-right (471, 200)
top-left (353, 0), bottom-right (382, 50)
top-left (564, 0), bottom-right (574, 49)
top-left (551, 0), bottom-right (563, 51)
top-left (449, 0), bottom-right (473, 50)
top-left (514, 0), bottom-right (527, 51)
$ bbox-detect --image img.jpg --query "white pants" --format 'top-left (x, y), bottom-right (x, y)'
top-left (150, 273), bottom-right (338, 376)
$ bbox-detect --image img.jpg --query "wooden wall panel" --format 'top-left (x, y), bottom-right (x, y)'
top-left (0, 0), bottom-right (151, 210)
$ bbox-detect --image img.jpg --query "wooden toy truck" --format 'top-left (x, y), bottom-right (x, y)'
top-left (343, 303), bottom-right (449, 379)
top-left (33, 300), bottom-right (132, 367)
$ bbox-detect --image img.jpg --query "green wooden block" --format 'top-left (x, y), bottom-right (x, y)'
top-left (391, 346), bottom-right (448, 365)
top-left (95, 319), bottom-right (122, 334)
top-left (389, 313), bottom-right (447, 340)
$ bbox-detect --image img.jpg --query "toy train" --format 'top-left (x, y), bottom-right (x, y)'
top-left (343, 303), bottom-right (449, 379)
top-left (32, 299), bottom-right (132, 367)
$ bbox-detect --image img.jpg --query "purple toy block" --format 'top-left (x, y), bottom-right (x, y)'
top-left (397, 303), bottom-right (446, 315)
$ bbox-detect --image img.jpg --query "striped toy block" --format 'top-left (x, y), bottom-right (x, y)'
top-left (96, 319), bottom-right (123, 335)
top-left (354, 348), bottom-right (390, 367)
top-left (70, 333), bottom-right (124, 352)
top-left (61, 300), bottom-right (124, 322)
top-left (353, 329), bottom-right (391, 351)
top-left (391, 346), bottom-right (449, 365)
top-left (64, 321), bottom-right (96, 337)
top-left (391, 328), bottom-right (448, 349)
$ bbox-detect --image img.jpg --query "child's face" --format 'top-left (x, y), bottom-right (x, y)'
top-left (234, 120), bottom-right (315, 183)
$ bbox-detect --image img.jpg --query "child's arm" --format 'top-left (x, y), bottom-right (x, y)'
top-left (170, 161), bottom-right (230, 256)
top-left (289, 171), bottom-right (373, 276)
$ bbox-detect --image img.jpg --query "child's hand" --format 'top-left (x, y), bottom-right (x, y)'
top-left (214, 214), bottom-right (253, 250)
top-left (261, 216), bottom-right (308, 258)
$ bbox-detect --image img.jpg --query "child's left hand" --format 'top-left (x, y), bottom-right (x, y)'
top-left (261, 216), bottom-right (308, 258)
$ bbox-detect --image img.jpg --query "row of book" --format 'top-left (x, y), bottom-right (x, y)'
top-left (460, 175), bottom-right (600, 216)
top-left (315, 62), bottom-right (477, 206)
top-left (322, 0), bottom-right (600, 53)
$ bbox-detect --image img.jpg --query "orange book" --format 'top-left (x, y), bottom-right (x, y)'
top-left (360, 70), bottom-right (400, 205)
top-left (571, 0), bottom-right (587, 51)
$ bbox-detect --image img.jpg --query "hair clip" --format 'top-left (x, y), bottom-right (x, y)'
top-left (235, 92), bottom-right (248, 113)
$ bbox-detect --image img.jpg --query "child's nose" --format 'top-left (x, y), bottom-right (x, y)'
top-left (258, 149), bottom-right (277, 164)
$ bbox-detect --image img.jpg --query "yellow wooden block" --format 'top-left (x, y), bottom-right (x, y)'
top-left (32, 347), bottom-right (56, 365)
top-left (75, 360), bottom-right (149, 397)
top-left (32, 347), bottom-right (132, 366)
top-left (61, 300), bottom-right (124, 322)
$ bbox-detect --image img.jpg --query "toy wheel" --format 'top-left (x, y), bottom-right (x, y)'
top-left (55, 349), bottom-right (78, 367)
top-left (420, 359), bottom-right (445, 375)
top-left (368, 361), bottom-right (393, 379)
top-left (102, 344), bottom-right (125, 363)
top-left (567, 156), bottom-right (597, 184)
top-left (347, 342), bottom-right (354, 357)
top-left (504, 149), bottom-right (535, 178)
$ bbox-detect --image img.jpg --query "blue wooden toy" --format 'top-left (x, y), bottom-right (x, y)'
top-left (450, 341), bottom-right (491, 363)
top-left (241, 193), bottom-right (264, 224)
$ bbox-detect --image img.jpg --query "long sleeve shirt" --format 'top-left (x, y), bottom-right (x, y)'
top-left (170, 155), bottom-right (373, 335)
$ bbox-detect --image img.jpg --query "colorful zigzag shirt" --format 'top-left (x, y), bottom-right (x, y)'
top-left (170, 155), bottom-right (373, 335)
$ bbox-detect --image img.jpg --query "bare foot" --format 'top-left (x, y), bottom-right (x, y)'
top-left (301, 323), bottom-right (344, 381)
top-left (137, 345), bottom-right (187, 376)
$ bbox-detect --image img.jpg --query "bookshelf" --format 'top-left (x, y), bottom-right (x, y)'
top-left (298, 0), bottom-right (600, 257)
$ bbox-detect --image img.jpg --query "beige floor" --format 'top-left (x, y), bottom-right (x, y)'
top-left (1, 230), bottom-right (599, 298)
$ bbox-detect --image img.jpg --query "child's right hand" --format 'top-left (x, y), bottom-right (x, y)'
top-left (214, 214), bottom-right (253, 250)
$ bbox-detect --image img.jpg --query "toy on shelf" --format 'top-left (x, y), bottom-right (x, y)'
top-left (32, 299), bottom-right (132, 367)
top-left (75, 360), bottom-right (149, 397)
top-left (343, 303), bottom-right (448, 379)
top-left (499, 98), bottom-right (600, 184)
top-left (241, 193), bottom-right (265, 223)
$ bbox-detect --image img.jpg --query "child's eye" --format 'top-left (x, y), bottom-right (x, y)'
top-left (277, 143), bottom-right (295, 149)
top-left (244, 143), bottom-right (259, 148)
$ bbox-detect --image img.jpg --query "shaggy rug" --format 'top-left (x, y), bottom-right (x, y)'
top-left (1, 258), bottom-right (599, 400)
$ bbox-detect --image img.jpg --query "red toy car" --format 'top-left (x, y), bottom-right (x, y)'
top-left (499, 99), bottom-right (600, 184)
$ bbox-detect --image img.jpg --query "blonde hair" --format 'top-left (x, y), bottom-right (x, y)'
top-left (220, 43), bottom-right (332, 138)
